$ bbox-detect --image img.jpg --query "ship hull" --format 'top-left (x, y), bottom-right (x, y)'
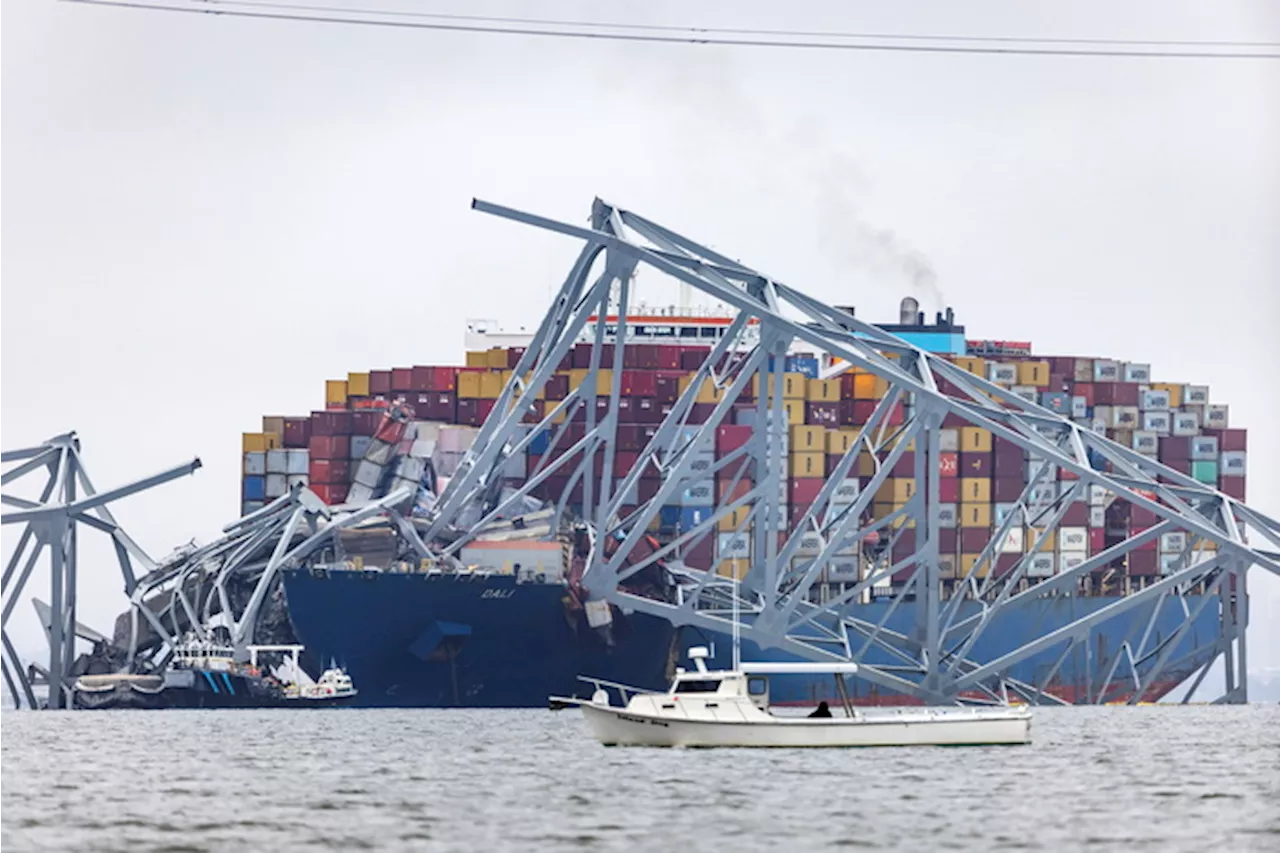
top-left (281, 569), bottom-right (678, 707)
top-left (281, 570), bottom-right (1221, 707)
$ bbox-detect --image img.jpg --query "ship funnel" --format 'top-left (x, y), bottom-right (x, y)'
top-left (899, 296), bottom-right (919, 325)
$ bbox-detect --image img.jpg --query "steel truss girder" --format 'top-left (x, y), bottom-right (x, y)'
top-left (422, 197), bottom-right (1276, 705)
top-left (1, 434), bottom-right (201, 708)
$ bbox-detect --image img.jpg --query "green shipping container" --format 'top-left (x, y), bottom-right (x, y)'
top-left (1191, 460), bottom-right (1218, 484)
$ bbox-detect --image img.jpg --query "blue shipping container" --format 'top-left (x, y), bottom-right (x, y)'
top-left (679, 506), bottom-right (712, 531)
top-left (660, 505), bottom-right (683, 527)
top-left (785, 356), bottom-right (820, 379)
top-left (243, 475), bottom-right (266, 500)
top-left (528, 429), bottom-right (551, 455)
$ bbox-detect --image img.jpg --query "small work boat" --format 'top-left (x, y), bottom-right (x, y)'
top-left (551, 647), bottom-right (1031, 748)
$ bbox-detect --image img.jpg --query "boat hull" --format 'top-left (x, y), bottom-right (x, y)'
top-left (578, 703), bottom-right (1032, 748)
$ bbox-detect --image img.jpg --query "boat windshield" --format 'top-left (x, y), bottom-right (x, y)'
top-left (674, 679), bottom-right (720, 694)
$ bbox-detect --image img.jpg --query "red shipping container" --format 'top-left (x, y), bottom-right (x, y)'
top-left (413, 392), bottom-right (455, 422)
top-left (941, 412), bottom-right (967, 429)
top-left (311, 483), bottom-right (349, 505)
top-left (689, 403), bottom-right (717, 424)
top-left (572, 342), bottom-right (615, 369)
top-left (716, 425), bottom-right (753, 455)
top-left (1131, 505), bottom-right (1159, 527)
top-left (939, 478), bottom-right (960, 503)
top-left (1062, 503), bottom-right (1089, 526)
top-left (634, 397), bottom-right (663, 424)
top-left (1204, 428), bottom-right (1247, 452)
top-left (1090, 528), bottom-right (1106, 553)
top-left (994, 554), bottom-right (1021, 577)
top-left (938, 452), bottom-right (958, 477)
top-left (1094, 382), bottom-right (1139, 406)
top-left (892, 452), bottom-right (915, 478)
top-left (458, 398), bottom-right (496, 427)
top-left (622, 344), bottom-right (659, 369)
top-left (506, 347), bottom-right (527, 369)
top-left (311, 411), bottom-right (352, 436)
top-left (621, 370), bottom-right (658, 397)
top-left (520, 400), bottom-right (545, 425)
top-left (429, 366), bottom-right (460, 393)
top-left (1128, 550), bottom-right (1158, 576)
top-left (959, 452), bottom-right (992, 478)
top-left (683, 535), bottom-right (715, 570)
top-left (615, 425), bottom-right (645, 451)
top-left (995, 453), bottom-right (1023, 478)
top-left (960, 527), bottom-right (989, 552)
top-left (654, 372), bottom-right (682, 404)
top-left (842, 400), bottom-right (879, 425)
top-left (613, 451), bottom-right (640, 478)
top-left (789, 478), bottom-right (824, 505)
top-left (282, 417), bottom-right (311, 448)
top-left (992, 477), bottom-right (1023, 503)
top-left (390, 368), bottom-right (414, 392)
top-left (309, 458), bottom-right (351, 485)
top-left (806, 402), bottom-right (840, 427)
top-left (655, 345), bottom-right (681, 370)
top-left (680, 349), bottom-right (709, 371)
top-left (1158, 436), bottom-right (1191, 461)
top-left (1073, 383), bottom-right (1095, 406)
top-left (1220, 477), bottom-right (1246, 500)
top-left (349, 411), bottom-right (381, 436)
top-left (1060, 467), bottom-right (1080, 481)
top-left (935, 375), bottom-right (965, 398)
top-left (939, 528), bottom-right (959, 553)
top-left (309, 435), bottom-right (350, 459)
top-left (369, 370), bottom-right (392, 395)
top-left (544, 373), bottom-right (570, 401)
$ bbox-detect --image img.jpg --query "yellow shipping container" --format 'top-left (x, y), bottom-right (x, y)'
top-left (826, 428), bottom-right (858, 455)
top-left (857, 452), bottom-right (877, 477)
top-left (262, 416), bottom-right (285, 436)
top-left (1018, 361), bottom-right (1051, 388)
top-left (717, 559), bottom-right (750, 580)
top-left (961, 477), bottom-right (991, 504)
top-left (806, 378), bottom-right (841, 402)
top-left (264, 433), bottom-right (281, 450)
top-left (1025, 528), bottom-right (1057, 552)
top-left (954, 356), bottom-right (986, 377)
top-left (243, 432), bottom-right (268, 453)
top-left (752, 372), bottom-right (808, 401)
top-left (960, 426), bottom-right (993, 453)
top-left (465, 350), bottom-right (489, 368)
top-left (719, 506), bottom-right (752, 532)
top-left (959, 553), bottom-right (991, 579)
top-left (457, 371), bottom-right (483, 398)
top-left (872, 501), bottom-right (895, 520)
top-left (876, 478), bottom-right (915, 504)
top-left (790, 425), bottom-right (826, 452)
top-left (851, 373), bottom-right (888, 400)
top-left (486, 348), bottom-right (509, 369)
top-left (789, 451), bottom-right (826, 478)
top-left (347, 372), bottom-right (371, 397)
top-left (479, 371), bottom-right (504, 399)
top-left (960, 503), bottom-right (992, 528)
top-left (1151, 382), bottom-right (1183, 408)
top-left (678, 373), bottom-right (721, 403)
top-left (782, 399), bottom-right (805, 425)
top-left (325, 380), bottom-right (348, 406)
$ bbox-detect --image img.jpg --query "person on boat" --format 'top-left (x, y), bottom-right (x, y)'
top-left (808, 701), bottom-right (832, 718)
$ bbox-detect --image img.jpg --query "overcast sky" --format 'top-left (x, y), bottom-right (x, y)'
top-left (3, 1), bottom-right (1278, 690)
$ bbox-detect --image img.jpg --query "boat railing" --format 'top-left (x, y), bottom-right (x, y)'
top-left (575, 675), bottom-right (649, 705)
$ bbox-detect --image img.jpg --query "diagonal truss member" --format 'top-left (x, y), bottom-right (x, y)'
top-left (423, 197), bottom-right (1280, 705)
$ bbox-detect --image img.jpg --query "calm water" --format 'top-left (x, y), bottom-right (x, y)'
top-left (3, 706), bottom-right (1278, 852)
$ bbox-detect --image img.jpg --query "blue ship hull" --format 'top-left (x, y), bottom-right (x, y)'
top-left (281, 569), bottom-right (1221, 707)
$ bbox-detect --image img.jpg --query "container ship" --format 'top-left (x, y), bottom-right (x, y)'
top-left (239, 302), bottom-right (1246, 707)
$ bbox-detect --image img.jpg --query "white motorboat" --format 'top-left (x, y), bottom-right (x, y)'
top-left (551, 647), bottom-right (1031, 748)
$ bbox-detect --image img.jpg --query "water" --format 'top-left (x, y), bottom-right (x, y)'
top-left (3, 706), bottom-right (1277, 851)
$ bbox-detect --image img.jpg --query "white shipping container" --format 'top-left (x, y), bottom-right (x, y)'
top-left (1093, 360), bottom-right (1120, 382)
top-left (998, 527), bottom-right (1024, 554)
top-left (1071, 396), bottom-right (1089, 418)
top-left (1219, 451), bottom-right (1247, 476)
top-left (1183, 385), bottom-right (1210, 406)
top-left (987, 363), bottom-right (1018, 385)
top-left (285, 449), bottom-right (309, 475)
top-left (937, 503), bottom-right (958, 528)
top-left (827, 558), bottom-right (861, 582)
top-left (1204, 404), bottom-right (1229, 428)
top-left (410, 438), bottom-right (436, 459)
top-left (679, 481), bottom-right (715, 506)
top-left (1012, 385), bottom-right (1038, 403)
top-left (585, 600), bottom-right (613, 628)
top-left (243, 452), bottom-right (266, 476)
top-left (1090, 419), bottom-right (1108, 436)
top-left (1160, 531), bottom-right (1187, 554)
top-left (1140, 412), bottom-right (1170, 436)
top-left (438, 425), bottom-right (481, 453)
top-left (364, 440), bottom-right (396, 466)
top-left (937, 555), bottom-right (957, 579)
top-left (794, 531), bottom-right (824, 557)
top-left (346, 483), bottom-right (374, 504)
top-left (1089, 484), bottom-right (1110, 506)
top-left (412, 421), bottom-right (443, 444)
top-left (286, 474), bottom-right (309, 490)
top-left (1158, 553), bottom-right (1186, 576)
top-left (1025, 461), bottom-right (1058, 483)
top-left (1061, 553), bottom-right (1087, 573)
top-left (1132, 431), bottom-right (1159, 454)
top-left (266, 449), bottom-right (288, 474)
top-left (688, 450), bottom-right (716, 477)
top-left (1124, 363), bottom-right (1151, 383)
top-left (350, 435), bottom-right (373, 459)
top-left (1111, 406), bottom-right (1140, 428)
top-left (994, 503), bottom-right (1023, 527)
top-left (1190, 436), bottom-right (1219, 461)
top-left (1059, 527), bottom-right (1089, 552)
top-left (1141, 389), bottom-right (1171, 410)
top-left (1027, 553), bottom-right (1056, 578)
top-left (717, 533), bottom-right (752, 559)
top-left (353, 460), bottom-right (383, 489)
top-left (265, 473), bottom-right (288, 498)
top-left (938, 429), bottom-right (959, 452)
top-left (1171, 412), bottom-right (1200, 436)
top-left (242, 500), bottom-right (264, 515)
top-left (1089, 506), bottom-right (1106, 528)
top-left (832, 478), bottom-right (861, 505)
top-left (395, 456), bottom-right (427, 483)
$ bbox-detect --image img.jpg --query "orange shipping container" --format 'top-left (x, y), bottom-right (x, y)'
top-left (851, 373), bottom-right (888, 400)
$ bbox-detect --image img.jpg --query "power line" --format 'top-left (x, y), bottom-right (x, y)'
top-left (169, 0), bottom-right (1280, 50)
top-left (64, 0), bottom-right (1280, 59)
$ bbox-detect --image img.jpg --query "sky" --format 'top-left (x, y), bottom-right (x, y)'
top-left (3, 0), bottom-right (1278, 694)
